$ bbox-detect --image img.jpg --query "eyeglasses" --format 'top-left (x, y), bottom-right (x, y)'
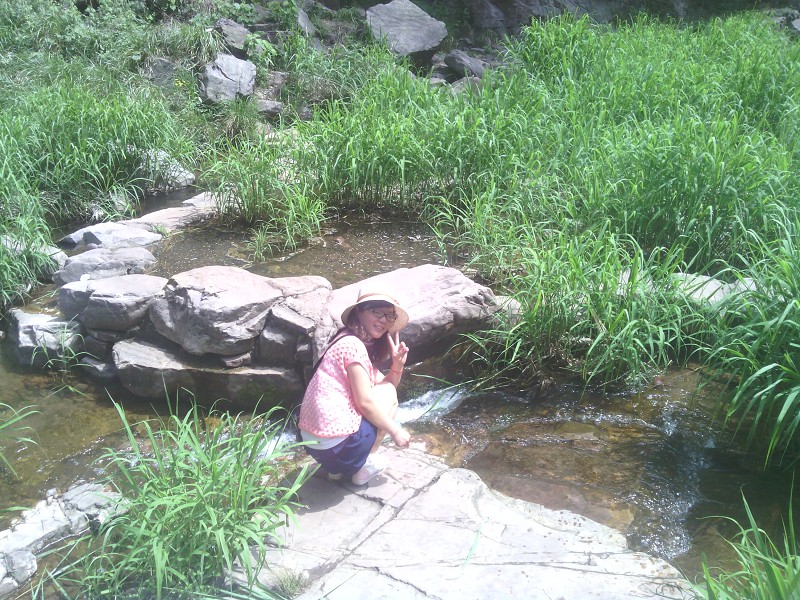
top-left (369, 309), bottom-right (398, 322)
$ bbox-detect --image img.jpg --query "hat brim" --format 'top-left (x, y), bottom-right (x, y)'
top-left (340, 292), bottom-right (409, 334)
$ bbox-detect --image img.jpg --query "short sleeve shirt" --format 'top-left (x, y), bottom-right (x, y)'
top-left (298, 336), bottom-right (380, 438)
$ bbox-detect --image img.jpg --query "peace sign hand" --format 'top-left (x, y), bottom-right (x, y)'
top-left (388, 331), bottom-right (409, 372)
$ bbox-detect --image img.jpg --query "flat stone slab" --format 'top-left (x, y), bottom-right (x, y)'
top-left (254, 446), bottom-right (693, 600)
top-left (120, 198), bottom-right (215, 233)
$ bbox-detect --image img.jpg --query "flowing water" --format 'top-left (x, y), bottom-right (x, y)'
top-left (1, 189), bottom-right (797, 581)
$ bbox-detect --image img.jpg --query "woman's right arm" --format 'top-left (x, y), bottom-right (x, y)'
top-left (347, 363), bottom-right (410, 448)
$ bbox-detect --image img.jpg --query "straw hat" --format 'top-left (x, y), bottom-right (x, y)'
top-left (340, 289), bottom-right (409, 334)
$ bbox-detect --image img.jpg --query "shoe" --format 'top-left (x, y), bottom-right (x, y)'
top-left (327, 472), bottom-right (343, 481)
top-left (351, 455), bottom-right (385, 486)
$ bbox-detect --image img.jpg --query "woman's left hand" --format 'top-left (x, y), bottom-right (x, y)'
top-left (388, 331), bottom-right (409, 371)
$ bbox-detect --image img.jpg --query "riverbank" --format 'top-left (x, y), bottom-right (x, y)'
top-left (250, 443), bottom-right (694, 599)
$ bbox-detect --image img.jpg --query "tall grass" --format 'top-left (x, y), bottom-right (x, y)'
top-left (701, 204), bottom-right (800, 462)
top-left (696, 496), bottom-right (800, 600)
top-left (39, 402), bottom-right (311, 599)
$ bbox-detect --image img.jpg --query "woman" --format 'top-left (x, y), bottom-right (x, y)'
top-left (298, 288), bottom-right (412, 486)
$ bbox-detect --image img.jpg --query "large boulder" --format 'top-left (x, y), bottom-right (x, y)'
top-left (52, 247), bottom-right (157, 286)
top-left (313, 264), bottom-right (500, 362)
top-left (58, 274), bottom-right (168, 331)
top-left (57, 222), bottom-right (162, 251)
top-left (149, 266), bottom-right (287, 356)
top-left (199, 53), bottom-right (257, 103)
top-left (366, 0), bottom-right (447, 65)
top-left (113, 339), bottom-right (303, 403)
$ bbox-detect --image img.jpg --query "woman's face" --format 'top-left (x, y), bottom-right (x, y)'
top-left (356, 303), bottom-right (398, 339)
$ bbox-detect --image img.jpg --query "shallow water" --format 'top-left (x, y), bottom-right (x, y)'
top-left (1, 190), bottom-right (796, 581)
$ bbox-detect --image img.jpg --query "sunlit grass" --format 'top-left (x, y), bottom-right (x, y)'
top-left (36, 402), bottom-right (311, 599)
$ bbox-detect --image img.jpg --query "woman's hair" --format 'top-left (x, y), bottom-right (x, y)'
top-left (344, 300), bottom-right (394, 367)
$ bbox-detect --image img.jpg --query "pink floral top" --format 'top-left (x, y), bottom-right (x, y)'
top-left (298, 336), bottom-right (381, 438)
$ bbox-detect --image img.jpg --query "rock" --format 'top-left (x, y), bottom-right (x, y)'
top-left (252, 445), bottom-right (692, 600)
top-left (0, 498), bottom-right (71, 555)
top-left (59, 274), bottom-right (167, 331)
top-left (182, 191), bottom-right (217, 210)
top-left (120, 202), bottom-right (215, 233)
top-left (148, 266), bottom-right (281, 356)
top-left (113, 339), bottom-right (303, 403)
top-left (671, 272), bottom-right (756, 305)
top-left (254, 97), bottom-right (285, 119)
top-left (79, 356), bottom-right (117, 381)
top-left (215, 18), bottom-right (250, 58)
top-left (140, 149), bottom-right (196, 192)
top-left (5, 551), bottom-right (36, 584)
top-left (57, 222), bottom-right (162, 251)
top-left (142, 56), bottom-right (177, 90)
top-left (8, 309), bottom-right (84, 368)
top-left (366, 0), bottom-right (447, 65)
top-left (52, 247), bottom-right (157, 286)
top-left (258, 325), bottom-right (297, 366)
top-left (450, 75), bottom-right (483, 95)
top-left (1, 235), bottom-right (67, 281)
top-left (444, 49), bottom-right (486, 78)
top-left (312, 265), bottom-right (499, 362)
top-left (199, 53), bottom-right (257, 103)
top-left (297, 7), bottom-right (317, 37)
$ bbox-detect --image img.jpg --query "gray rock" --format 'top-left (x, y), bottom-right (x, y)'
top-left (57, 222), bottom-right (162, 251)
top-left (0, 577), bottom-right (15, 597)
top-left (113, 339), bottom-right (303, 403)
top-left (215, 18), bottom-right (250, 57)
top-left (366, 0), bottom-right (447, 64)
top-left (79, 356), bottom-right (117, 381)
top-left (450, 75), bottom-right (483, 95)
top-left (199, 53), bottom-right (257, 103)
top-left (8, 309), bottom-right (84, 368)
top-left (1, 235), bottom-right (68, 280)
top-left (53, 247), bottom-right (157, 286)
top-left (254, 97), bottom-right (285, 119)
top-left (142, 56), bottom-right (177, 89)
top-left (59, 274), bottom-right (167, 331)
top-left (0, 498), bottom-right (70, 555)
top-left (150, 266), bottom-right (285, 356)
top-left (258, 325), bottom-right (297, 366)
top-left (444, 49), bottom-right (486, 78)
top-left (140, 149), bottom-right (196, 192)
top-left (269, 305), bottom-right (316, 335)
top-left (312, 265), bottom-right (499, 363)
top-left (253, 445), bottom-right (692, 600)
top-left (120, 202), bottom-right (215, 234)
top-left (182, 191), bottom-right (217, 210)
top-left (5, 551), bottom-right (36, 584)
top-left (297, 7), bottom-right (316, 37)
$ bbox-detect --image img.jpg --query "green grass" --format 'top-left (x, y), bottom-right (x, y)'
top-left (37, 402), bottom-right (311, 599)
top-left (0, 403), bottom-right (38, 480)
top-left (696, 496), bottom-right (800, 600)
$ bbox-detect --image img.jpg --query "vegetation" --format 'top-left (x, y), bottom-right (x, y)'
top-left (696, 497), bottom-right (800, 599)
top-left (2, 0), bottom-right (800, 592)
top-left (37, 402), bottom-right (310, 599)
top-left (0, 403), bottom-right (38, 479)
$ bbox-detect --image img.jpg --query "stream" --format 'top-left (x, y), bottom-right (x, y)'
top-left (1, 188), bottom-right (797, 583)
